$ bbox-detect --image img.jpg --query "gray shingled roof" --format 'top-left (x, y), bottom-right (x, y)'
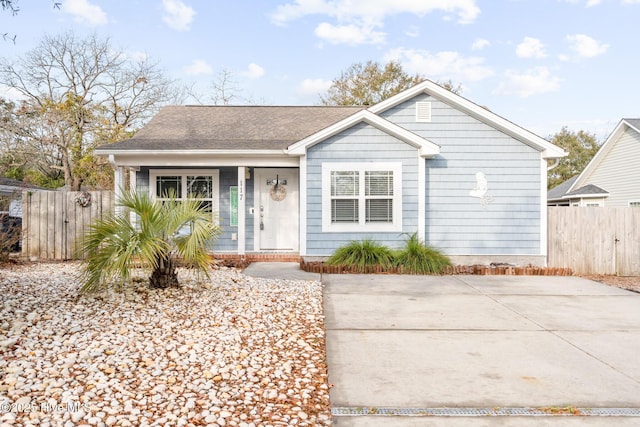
top-left (547, 175), bottom-right (578, 201)
top-left (101, 105), bottom-right (365, 151)
top-left (624, 118), bottom-right (640, 130)
top-left (563, 184), bottom-right (609, 197)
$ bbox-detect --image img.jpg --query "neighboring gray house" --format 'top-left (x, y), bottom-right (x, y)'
top-left (96, 80), bottom-right (566, 265)
top-left (0, 177), bottom-right (45, 217)
top-left (547, 118), bottom-right (640, 207)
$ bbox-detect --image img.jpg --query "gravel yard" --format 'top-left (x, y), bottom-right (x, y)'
top-left (0, 262), bottom-right (331, 427)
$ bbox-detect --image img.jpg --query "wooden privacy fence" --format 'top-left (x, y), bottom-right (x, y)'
top-left (21, 190), bottom-right (114, 260)
top-left (18, 192), bottom-right (640, 275)
top-left (548, 207), bottom-right (640, 275)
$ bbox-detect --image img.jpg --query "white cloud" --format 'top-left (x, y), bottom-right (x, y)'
top-left (182, 59), bottom-right (213, 76)
top-left (272, 0), bottom-right (480, 24)
top-left (586, 0), bottom-right (602, 6)
top-left (61, 0), bottom-right (107, 26)
top-left (566, 34), bottom-right (609, 58)
top-left (242, 63), bottom-right (265, 79)
top-left (471, 38), bottom-right (490, 51)
top-left (495, 67), bottom-right (561, 98)
top-left (623, 0), bottom-right (640, 3)
top-left (271, 0), bottom-right (480, 45)
top-left (296, 78), bottom-right (332, 96)
top-left (314, 22), bottom-right (385, 45)
top-left (384, 48), bottom-right (494, 82)
top-left (516, 37), bottom-right (547, 59)
top-left (405, 26), bottom-right (420, 38)
top-left (162, 0), bottom-right (195, 31)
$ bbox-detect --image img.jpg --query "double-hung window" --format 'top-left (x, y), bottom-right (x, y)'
top-left (150, 170), bottom-right (219, 221)
top-left (322, 163), bottom-right (402, 232)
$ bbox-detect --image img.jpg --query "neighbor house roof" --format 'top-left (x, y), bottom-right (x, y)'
top-left (0, 178), bottom-right (47, 197)
top-left (100, 106), bottom-right (365, 151)
top-left (624, 118), bottom-right (640, 131)
top-left (560, 118), bottom-right (640, 196)
top-left (547, 176), bottom-right (578, 202)
top-left (563, 184), bottom-right (609, 197)
top-left (547, 176), bottom-right (609, 202)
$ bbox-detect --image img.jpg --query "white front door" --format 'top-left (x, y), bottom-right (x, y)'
top-left (254, 168), bottom-right (299, 251)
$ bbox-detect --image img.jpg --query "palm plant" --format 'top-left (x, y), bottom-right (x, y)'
top-left (79, 191), bottom-right (220, 293)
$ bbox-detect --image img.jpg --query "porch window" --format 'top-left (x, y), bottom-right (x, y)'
top-left (150, 170), bottom-right (219, 219)
top-left (323, 163), bottom-right (402, 232)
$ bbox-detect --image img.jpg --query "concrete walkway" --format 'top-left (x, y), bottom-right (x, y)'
top-left (243, 264), bottom-right (640, 425)
top-left (242, 261), bottom-right (321, 281)
top-left (324, 274), bottom-right (640, 426)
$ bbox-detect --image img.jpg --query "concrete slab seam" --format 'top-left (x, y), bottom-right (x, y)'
top-left (454, 276), bottom-right (640, 386)
top-left (331, 407), bottom-right (640, 417)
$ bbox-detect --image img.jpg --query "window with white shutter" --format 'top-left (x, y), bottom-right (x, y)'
top-left (323, 163), bottom-right (402, 232)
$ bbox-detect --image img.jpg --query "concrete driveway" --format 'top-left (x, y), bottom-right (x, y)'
top-left (323, 274), bottom-right (640, 426)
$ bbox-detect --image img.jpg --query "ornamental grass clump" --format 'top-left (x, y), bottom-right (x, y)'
top-left (326, 239), bottom-right (395, 271)
top-left (395, 233), bottom-right (451, 274)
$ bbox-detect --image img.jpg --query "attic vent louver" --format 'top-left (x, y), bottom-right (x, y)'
top-left (416, 101), bottom-right (432, 123)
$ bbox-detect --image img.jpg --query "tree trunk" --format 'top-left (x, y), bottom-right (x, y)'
top-left (149, 254), bottom-right (179, 289)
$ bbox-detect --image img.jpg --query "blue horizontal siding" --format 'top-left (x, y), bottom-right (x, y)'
top-left (305, 122), bottom-right (420, 255)
top-left (381, 93), bottom-right (542, 256)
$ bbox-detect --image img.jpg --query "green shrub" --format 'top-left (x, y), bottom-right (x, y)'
top-left (326, 239), bottom-right (395, 269)
top-left (395, 233), bottom-right (451, 274)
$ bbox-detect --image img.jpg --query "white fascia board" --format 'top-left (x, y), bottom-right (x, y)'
top-left (561, 192), bottom-right (609, 200)
top-left (96, 149), bottom-right (287, 157)
top-left (369, 80), bottom-right (567, 159)
top-left (287, 110), bottom-right (439, 158)
top-left (571, 119), bottom-right (628, 191)
top-left (104, 151), bottom-right (299, 168)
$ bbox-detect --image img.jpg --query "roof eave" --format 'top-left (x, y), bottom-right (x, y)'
top-left (96, 149), bottom-right (288, 157)
top-left (569, 118), bottom-right (631, 192)
top-left (369, 80), bottom-right (566, 158)
top-left (287, 110), bottom-right (440, 157)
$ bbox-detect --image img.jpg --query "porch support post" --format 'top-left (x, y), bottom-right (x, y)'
top-left (417, 157), bottom-right (426, 242)
top-left (113, 165), bottom-right (125, 217)
top-left (128, 167), bottom-right (139, 226)
top-left (299, 156), bottom-right (307, 256)
top-left (237, 166), bottom-right (246, 255)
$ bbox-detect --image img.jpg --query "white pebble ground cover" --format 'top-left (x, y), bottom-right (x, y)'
top-left (0, 262), bottom-right (331, 427)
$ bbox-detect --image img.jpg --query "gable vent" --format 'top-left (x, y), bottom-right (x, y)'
top-left (416, 101), bottom-right (432, 122)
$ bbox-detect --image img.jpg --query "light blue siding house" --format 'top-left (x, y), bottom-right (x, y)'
top-left (96, 81), bottom-right (566, 265)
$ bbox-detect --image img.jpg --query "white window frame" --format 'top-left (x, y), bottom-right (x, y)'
top-left (322, 162), bottom-right (402, 232)
top-left (149, 169), bottom-right (220, 222)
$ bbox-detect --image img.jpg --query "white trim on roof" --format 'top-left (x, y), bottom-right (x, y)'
top-left (96, 149), bottom-right (287, 156)
top-left (368, 80), bottom-right (567, 159)
top-left (104, 152), bottom-right (298, 168)
top-left (570, 119), bottom-right (638, 193)
top-left (287, 110), bottom-right (440, 158)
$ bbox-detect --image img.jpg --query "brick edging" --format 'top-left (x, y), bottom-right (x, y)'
top-left (299, 260), bottom-right (573, 276)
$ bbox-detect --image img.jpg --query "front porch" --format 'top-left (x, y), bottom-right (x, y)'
top-left (113, 164), bottom-right (302, 257)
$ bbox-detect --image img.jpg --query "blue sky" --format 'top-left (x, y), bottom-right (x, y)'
top-left (1, 0), bottom-right (639, 140)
